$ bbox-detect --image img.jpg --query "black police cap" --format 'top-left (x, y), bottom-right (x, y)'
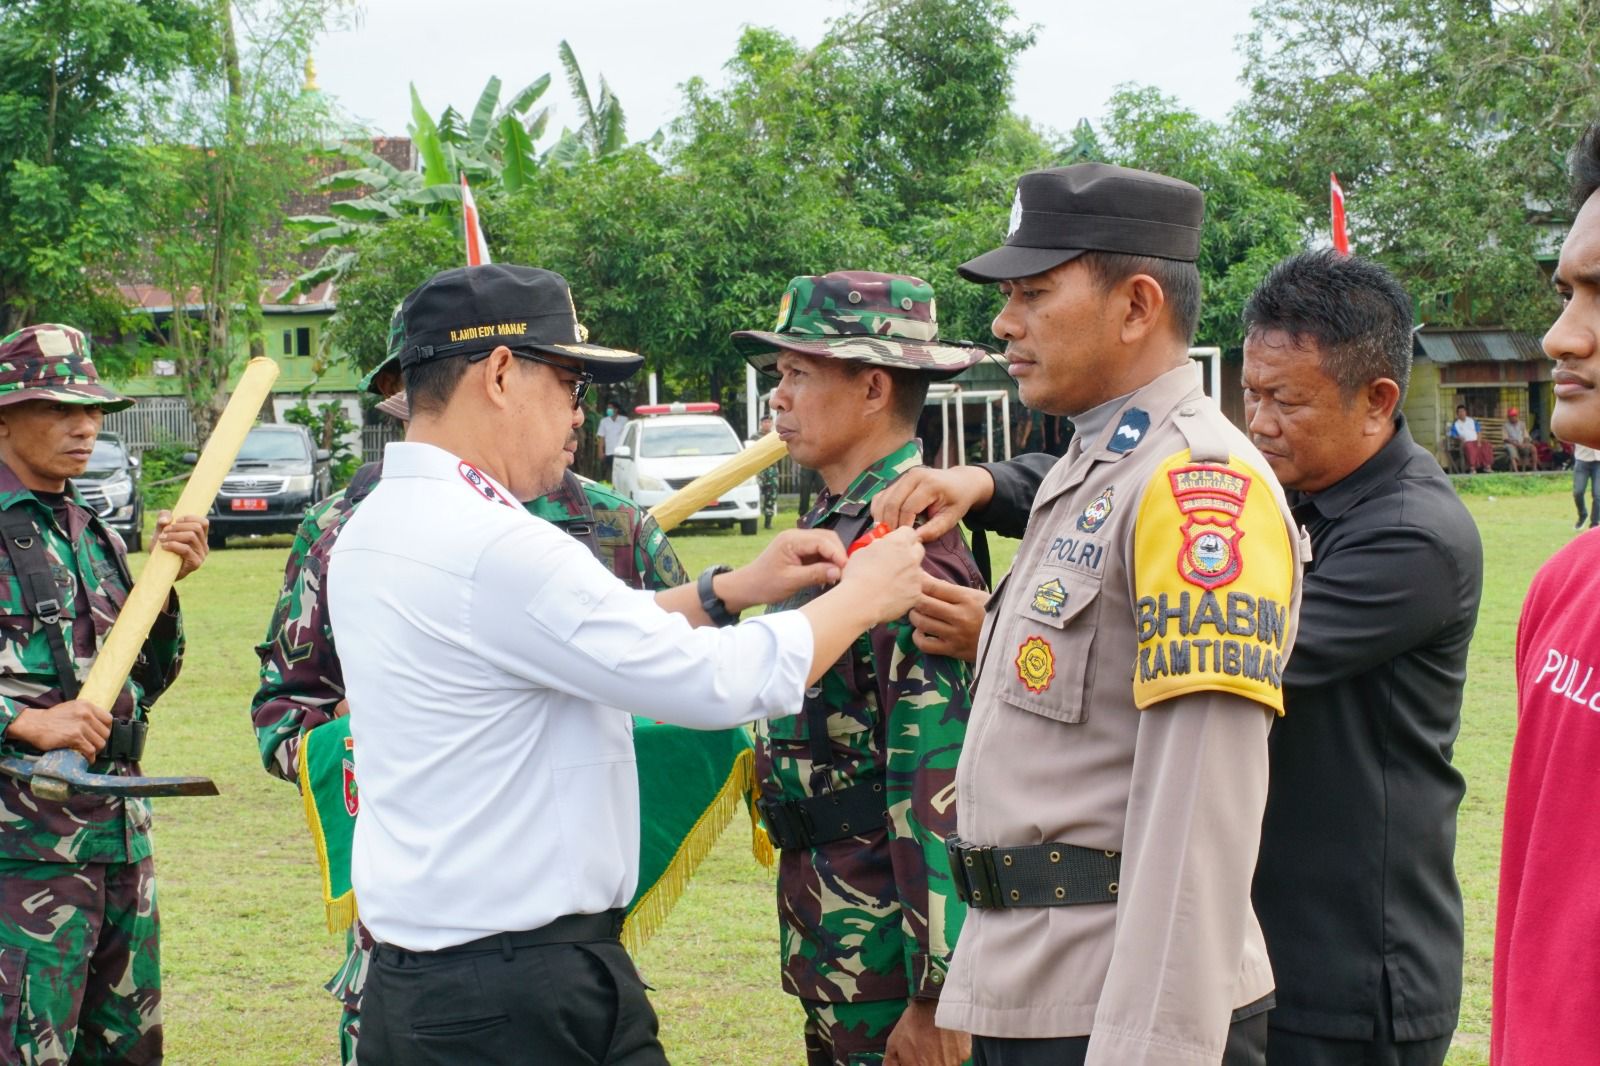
top-left (399, 264), bottom-right (643, 384)
top-left (959, 163), bottom-right (1205, 283)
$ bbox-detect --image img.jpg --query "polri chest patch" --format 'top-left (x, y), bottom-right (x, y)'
top-left (1076, 486), bottom-right (1114, 532)
top-left (1016, 635), bottom-right (1055, 694)
top-left (1032, 578), bottom-right (1066, 617)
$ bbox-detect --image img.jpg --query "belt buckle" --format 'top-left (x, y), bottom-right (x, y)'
top-left (949, 838), bottom-right (1001, 908)
top-left (945, 836), bottom-right (971, 903)
top-left (755, 797), bottom-right (787, 850)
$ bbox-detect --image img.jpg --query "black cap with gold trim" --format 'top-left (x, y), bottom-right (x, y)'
top-left (399, 265), bottom-right (643, 384)
top-left (958, 163), bottom-right (1205, 283)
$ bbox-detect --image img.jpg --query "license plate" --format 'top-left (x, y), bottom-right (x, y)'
top-left (230, 498), bottom-right (267, 511)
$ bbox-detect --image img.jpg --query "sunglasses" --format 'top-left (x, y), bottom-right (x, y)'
top-left (465, 347), bottom-right (592, 408)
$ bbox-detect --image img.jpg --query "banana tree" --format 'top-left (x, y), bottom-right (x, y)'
top-left (287, 72), bottom-right (551, 292)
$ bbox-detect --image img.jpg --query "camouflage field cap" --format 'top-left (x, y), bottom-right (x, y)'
top-left (357, 302), bottom-right (406, 396)
top-left (0, 325), bottom-right (132, 412)
top-left (732, 271), bottom-right (989, 380)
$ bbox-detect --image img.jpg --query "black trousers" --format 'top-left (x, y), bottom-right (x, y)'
top-left (362, 912), bottom-right (668, 1066)
top-left (972, 1011), bottom-right (1268, 1066)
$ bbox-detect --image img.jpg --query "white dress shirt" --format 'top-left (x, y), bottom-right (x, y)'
top-left (327, 442), bottom-right (811, 950)
top-left (598, 415), bottom-right (628, 455)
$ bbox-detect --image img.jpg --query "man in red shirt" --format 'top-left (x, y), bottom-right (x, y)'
top-left (1493, 121), bottom-right (1600, 1064)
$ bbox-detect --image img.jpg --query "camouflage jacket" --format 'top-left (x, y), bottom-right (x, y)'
top-left (0, 464), bottom-right (185, 864)
top-left (755, 441), bottom-right (981, 1004)
top-left (251, 466), bottom-right (686, 781)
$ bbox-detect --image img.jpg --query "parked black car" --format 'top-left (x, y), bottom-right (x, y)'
top-left (205, 424), bottom-right (331, 549)
top-left (76, 432), bottom-right (144, 551)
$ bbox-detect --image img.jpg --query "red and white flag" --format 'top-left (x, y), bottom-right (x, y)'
top-left (1330, 172), bottom-right (1350, 255)
top-left (461, 173), bottom-right (491, 266)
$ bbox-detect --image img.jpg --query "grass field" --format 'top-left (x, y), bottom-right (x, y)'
top-left (133, 480), bottom-right (1577, 1064)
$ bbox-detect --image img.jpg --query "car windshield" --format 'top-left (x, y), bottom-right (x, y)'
top-left (86, 438), bottom-right (127, 472)
top-left (237, 430), bottom-right (309, 462)
top-left (639, 423), bottom-right (740, 459)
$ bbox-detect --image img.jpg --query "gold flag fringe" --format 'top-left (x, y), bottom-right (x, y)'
top-left (301, 740), bottom-right (775, 944)
top-left (299, 743), bottom-right (359, 934)
top-left (622, 747), bottom-right (774, 954)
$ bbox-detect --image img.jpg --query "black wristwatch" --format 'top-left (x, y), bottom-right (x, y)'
top-left (697, 564), bottom-right (740, 627)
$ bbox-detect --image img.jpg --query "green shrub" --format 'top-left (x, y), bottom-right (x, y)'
top-left (283, 397), bottom-right (360, 488)
top-left (137, 437), bottom-right (194, 513)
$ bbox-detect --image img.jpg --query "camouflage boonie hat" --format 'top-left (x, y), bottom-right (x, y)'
top-left (375, 389), bottom-right (409, 421)
top-left (732, 272), bottom-right (988, 380)
top-left (0, 325), bottom-right (132, 412)
top-left (358, 302), bottom-right (405, 396)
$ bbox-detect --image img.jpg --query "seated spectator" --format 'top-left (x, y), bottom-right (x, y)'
top-left (1504, 407), bottom-right (1538, 470)
top-left (1450, 404), bottom-right (1494, 472)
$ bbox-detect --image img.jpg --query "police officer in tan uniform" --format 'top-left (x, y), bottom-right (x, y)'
top-left (873, 164), bottom-right (1307, 1066)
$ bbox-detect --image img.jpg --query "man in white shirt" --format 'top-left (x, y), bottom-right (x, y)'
top-left (598, 403), bottom-right (628, 479)
top-left (1504, 406), bottom-right (1537, 471)
top-left (1449, 403), bottom-right (1493, 473)
top-left (327, 264), bottom-right (927, 1066)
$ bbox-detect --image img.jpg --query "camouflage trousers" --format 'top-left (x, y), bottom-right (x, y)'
top-left (801, 997), bottom-right (907, 1066)
top-left (0, 857), bottom-right (160, 1066)
top-left (326, 923), bottom-right (371, 1066)
top-left (759, 475), bottom-right (779, 527)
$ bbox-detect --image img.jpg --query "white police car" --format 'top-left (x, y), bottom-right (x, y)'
top-left (611, 403), bottom-right (762, 534)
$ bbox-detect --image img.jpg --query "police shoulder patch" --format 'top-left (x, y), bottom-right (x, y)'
top-left (1130, 448), bottom-right (1295, 714)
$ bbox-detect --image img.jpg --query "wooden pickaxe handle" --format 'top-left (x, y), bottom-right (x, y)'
top-left (648, 431), bottom-right (788, 534)
top-left (29, 357), bottom-right (281, 802)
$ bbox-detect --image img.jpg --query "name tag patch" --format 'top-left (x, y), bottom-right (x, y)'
top-left (1044, 535), bottom-right (1104, 575)
top-left (1016, 635), bottom-right (1055, 694)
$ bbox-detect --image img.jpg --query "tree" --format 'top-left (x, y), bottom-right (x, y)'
top-left (1239, 0), bottom-right (1599, 331)
top-left (324, 214), bottom-right (458, 378)
top-left (1099, 87), bottom-right (1305, 350)
top-left (0, 0), bottom-right (208, 339)
top-left (143, 0), bottom-right (351, 436)
top-left (290, 72), bottom-right (553, 294)
top-left (550, 40), bottom-right (636, 164)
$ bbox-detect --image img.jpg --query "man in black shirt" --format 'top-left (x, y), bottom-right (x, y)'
top-left (1238, 251), bottom-right (1481, 1065)
top-left (874, 251), bottom-right (1482, 1066)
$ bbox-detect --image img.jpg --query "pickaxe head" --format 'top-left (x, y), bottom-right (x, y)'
top-left (0, 749), bottom-right (218, 800)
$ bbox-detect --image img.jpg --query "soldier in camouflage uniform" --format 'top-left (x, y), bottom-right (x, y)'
top-left (0, 324), bottom-right (210, 1066)
top-left (251, 328), bottom-right (685, 1064)
top-left (732, 273), bottom-right (990, 1066)
top-left (750, 414), bottom-right (780, 528)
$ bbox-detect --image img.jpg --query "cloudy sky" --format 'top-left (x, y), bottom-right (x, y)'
top-left (314, 0), bottom-right (1261, 146)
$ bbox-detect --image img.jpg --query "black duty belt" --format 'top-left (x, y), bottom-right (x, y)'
top-left (374, 909), bottom-right (625, 965)
top-left (758, 776), bottom-right (888, 851)
top-left (946, 836), bottom-right (1121, 909)
top-left (12, 718), bottom-right (146, 762)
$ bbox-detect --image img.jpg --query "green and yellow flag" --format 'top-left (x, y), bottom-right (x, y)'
top-left (299, 717), bottom-right (772, 952)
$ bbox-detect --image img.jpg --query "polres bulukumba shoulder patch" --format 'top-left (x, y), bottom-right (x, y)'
top-left (1131, 449), bottom-right (1295, 714)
